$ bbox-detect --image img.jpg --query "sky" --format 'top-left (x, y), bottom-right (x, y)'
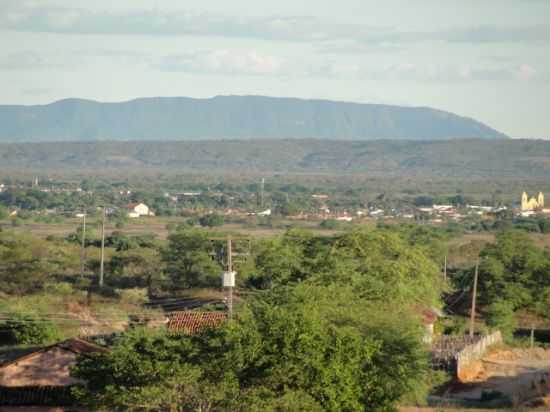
top-left (1, 0), bottom-right (549, 138)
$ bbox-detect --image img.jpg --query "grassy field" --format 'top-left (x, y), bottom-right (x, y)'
top-left (0, 216), bottom-right (349, 240)
top-left (447, 231), bottom-right (550, 268)
top-left (0, 288), bottom-right (165, 338)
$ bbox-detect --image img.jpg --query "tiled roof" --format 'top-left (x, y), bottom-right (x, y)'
top-left (0, 338), bottom-right (108, 369)
top-left (0, 338), bottom-right (109, 368)
top-left (122, 203), bottom-right (141, 209)
top-left (57, 337), bottom-right (109, 355)
top-left (166, 311), bottom-right (227, 334)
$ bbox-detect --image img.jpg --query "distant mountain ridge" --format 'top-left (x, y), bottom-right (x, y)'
top-left (0, 95), bottom-right (508, 142)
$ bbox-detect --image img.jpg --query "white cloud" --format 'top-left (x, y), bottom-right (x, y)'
top-left (0, 51), bottom-right (47, 70)
top-left (308, 61), bottom-right (544, 83)
top-left (155, 50), bottom-right (287, 76)
top-left (45, 9), bottom-right (81, 30)
top-left (517, 64), bottom-right (537, 81)
top-left (2, 2), bottom-right (548, 47)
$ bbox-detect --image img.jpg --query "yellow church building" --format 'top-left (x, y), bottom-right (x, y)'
top-left (521, 191), bottom-right (544, 211)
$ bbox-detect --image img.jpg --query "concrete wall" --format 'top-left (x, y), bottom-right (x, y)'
top-left (456, 331), bottom-right (502, 381)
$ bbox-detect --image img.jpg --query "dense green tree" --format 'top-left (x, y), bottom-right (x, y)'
top-left (248, 229), bottom-right (326, 288)
top-left (485, 299), bottom-right (517, 340)
top-left (73, 285), bottom-right (428, 412)
top-left (163, 230), bottom-right (222, 288)
top-left (108, 248), bottom-right (163, 289)
top-left (3, 313), bottom-right (61, 345)
top-left (276, 201), bottom-right (300, 216)
top-left (313, 228), bottom-right (443, 306)
top-left (199, 214), bottom-right (225, 227)
top-left (319, 219), bottom-right (341, 230)
top-left (479, 231), bottom-right (546, 309)
top-left (0, 232), bottom-right (79, 294)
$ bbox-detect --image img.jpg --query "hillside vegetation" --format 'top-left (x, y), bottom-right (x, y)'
top-left (0, 95), bottom-right (508, 142)
top-left (1, 139), bottom-right (550, 178)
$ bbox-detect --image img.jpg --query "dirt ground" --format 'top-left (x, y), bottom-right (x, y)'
top-left (449, 347), bottom-right (550, 407)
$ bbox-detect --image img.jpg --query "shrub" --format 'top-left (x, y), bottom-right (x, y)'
top-left (485, 299), bottom-right (517, 340)
top-left (4, 313), bottom-right (61, 345)
top-left (10, 217), bottom-right (23, 227)
top-left (44, 282), bottom-right (74, 296)
top-left (199, 214), bottom-right (224, 227)
top-left (118, 288), bottom-right (148, 305)
top-left (319, 219), bottom-right (341, 230)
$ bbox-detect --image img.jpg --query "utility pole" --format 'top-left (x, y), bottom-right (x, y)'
top-left (227, 235), bottom-right (233, 318)
top-left (443, 255), bottom-right (447, 283)
top-left (99, 207), bottom-right (106, 288)
top-left (260, 178), bottom-right (265, 208)
top-left (469, 259), bottom-right (479, 337)
top-left (80, 212), bottom-right (87, 278)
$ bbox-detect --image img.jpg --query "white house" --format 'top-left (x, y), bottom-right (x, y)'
top-left (122, 203), bottom-right (155, 218)
top-left (369, 209), bottom-right (385, 218)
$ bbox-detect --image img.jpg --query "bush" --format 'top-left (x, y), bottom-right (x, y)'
top-left (44, 282), bottom-right (74, 296)
top-left (199, 214), bottom-right (224, 227)
top-left (485, 299), bottom-right (517, 340)
top-left (118, 288), bottom-right (148, 305)
top-left (10, 217), bottom-right (23, 227)
top-left (319, 219), bottom-right (341, 230)
top-left (4, 313), bottom-right (61, 345)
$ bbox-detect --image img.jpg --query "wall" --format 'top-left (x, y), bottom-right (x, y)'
top-left (456, 331), bottom-right (502, 382)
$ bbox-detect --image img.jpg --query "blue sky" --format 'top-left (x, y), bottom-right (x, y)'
top-left (1, 0), bottom-right (549, 138)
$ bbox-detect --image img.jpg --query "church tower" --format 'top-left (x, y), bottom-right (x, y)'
top-left (522, 192), bottom-right (528, 211)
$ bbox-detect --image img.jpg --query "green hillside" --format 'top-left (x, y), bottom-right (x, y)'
top-left (0, 138), bottom-right (548, 178)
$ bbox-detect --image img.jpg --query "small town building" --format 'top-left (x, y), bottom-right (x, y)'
top-left (122, 202), bottom-right (155, 218)
top-left (258, 209), bottom-right (272, 216)
top-left (311, 194), bottom-right (329, 200)
top-left (369, 209), bottom-right (385, 218)
top-left (521, 191), bottom-right (544, 211)
top-left (0, 338), bottom-right (107, 406)
top-left (415, 307), bottom-right (443, 344)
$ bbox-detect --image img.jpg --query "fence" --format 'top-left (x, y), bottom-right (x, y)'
top-left (431, 331), bottom-right (502, 378)
top-left (431, 335), bottom-right (479, 370)
top-left (455, 331), bottom-right (502, 377)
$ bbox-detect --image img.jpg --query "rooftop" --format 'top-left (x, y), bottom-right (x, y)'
top-left (166, 311), bottom-right (228, 334)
